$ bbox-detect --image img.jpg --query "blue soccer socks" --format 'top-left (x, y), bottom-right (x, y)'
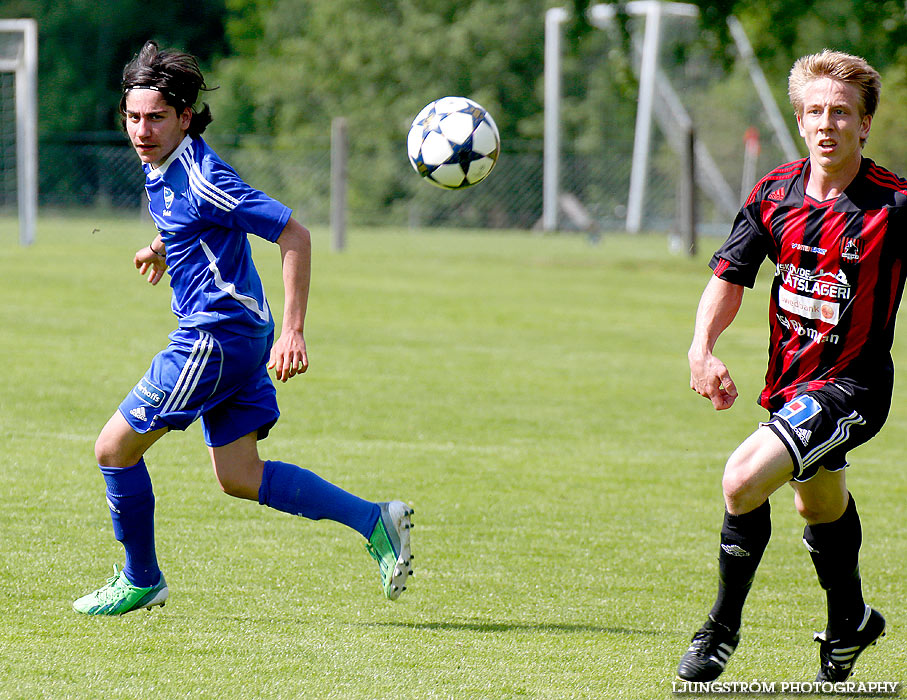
top-left (97, 459), bottom-right (381, 593)
top-left (259, 460), bottom-right (380, 539)
top-left (99, 459), bottom-right (161, 588)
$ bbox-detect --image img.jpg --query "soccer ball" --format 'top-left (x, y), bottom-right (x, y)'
top-left (407, 96), bottom-right (500, 190)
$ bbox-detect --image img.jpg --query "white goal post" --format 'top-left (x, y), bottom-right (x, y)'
top-left (543, 2), bottom-right (798, 234)
top-left (0, 19), bottom-right (38, 246)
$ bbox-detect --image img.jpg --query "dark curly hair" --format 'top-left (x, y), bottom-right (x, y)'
top-left (119, 40), bottom-right (214, 136)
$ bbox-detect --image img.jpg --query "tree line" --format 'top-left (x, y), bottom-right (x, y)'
top-left (5, 0), bottom-right (907, 208)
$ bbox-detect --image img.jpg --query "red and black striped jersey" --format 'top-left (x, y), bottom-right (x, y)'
top-left (710, 157), bottom-right (907, 411)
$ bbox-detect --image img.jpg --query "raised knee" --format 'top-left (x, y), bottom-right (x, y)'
top-left (722, 472), bottom-right (751, 513)
top-left (721, 454), bottom-right (754, 509)
top-left (721, 455), bottom-right (775, 515)
top-left (94, 433), bottom-right (122, 467)
top-left (94, 413), bottom-right (160, 467)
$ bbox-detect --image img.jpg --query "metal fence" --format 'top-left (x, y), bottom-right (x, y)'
top-left (36, 131), bottom-right (740, 234)
top-left (0, 72), bottom-right (15, 209)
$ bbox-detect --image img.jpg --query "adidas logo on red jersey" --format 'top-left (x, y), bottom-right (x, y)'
top-left (767, 187), bottom-right (785, 201)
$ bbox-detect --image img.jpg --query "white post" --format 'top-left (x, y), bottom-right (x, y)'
top-left (18, 20), bottom-right (37, 246)
top-left (331, 116), bottom-right (347, 252)
top-left (0, 19), bottom-right (37, 246)
top-left (625, 1), bottom-right (662, 233)
top-left (542, 7), bottom-right (567, 231)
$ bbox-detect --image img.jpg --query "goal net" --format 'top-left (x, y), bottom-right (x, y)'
top-left (0, 19), bottom-right (37, 246)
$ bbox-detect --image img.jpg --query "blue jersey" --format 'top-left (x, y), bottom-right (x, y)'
top-left (143, 135), bottom-right (291, 337)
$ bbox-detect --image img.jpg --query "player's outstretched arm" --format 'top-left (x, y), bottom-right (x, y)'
top-left (688, 275), bottom-right (743, 411)
top-left (134, 234), bottom-right (168, 286)
top-left (269, 217), bottom-right (311, 383)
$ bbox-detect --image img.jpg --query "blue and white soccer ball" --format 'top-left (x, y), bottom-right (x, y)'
top-left (407, 96), bottom-right (500, 190)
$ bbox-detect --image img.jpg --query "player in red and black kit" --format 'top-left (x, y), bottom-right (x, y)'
top-left (677, 50), bottom-right (899, 683)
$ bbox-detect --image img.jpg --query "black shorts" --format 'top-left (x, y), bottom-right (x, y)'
top-left (762, 384), bottom-right (884, 482)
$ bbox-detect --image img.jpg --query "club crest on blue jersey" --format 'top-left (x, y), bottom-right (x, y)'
top-left (133, 377), bottom-right (166, 408)
top-left (776, 395), bottom-right (821, 427)
top-left (163, 186), bottom-right (174, 210)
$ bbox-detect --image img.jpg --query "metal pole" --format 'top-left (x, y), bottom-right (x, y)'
top-left (330, 116), bottom-right (347, 252)
top-left (626, 1), bottom-right (662, 233)
top-left (676, 123), bottom-right (696, 256)
top-left (3, 19), bottom-right (37, 246)
top-left (542, 7), bottom-right (567, 231)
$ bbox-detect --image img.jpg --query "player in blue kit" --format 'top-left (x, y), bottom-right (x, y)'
top-left (73, 41), bottom-right (414, 615)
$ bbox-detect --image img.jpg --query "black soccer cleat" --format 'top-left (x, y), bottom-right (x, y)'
top-left (814, 606), bottom-right (886, 682)
top-left (677, 617), bottom-right (740, 682)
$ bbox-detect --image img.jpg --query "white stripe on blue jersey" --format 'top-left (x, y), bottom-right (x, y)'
top-left (141, 135), bottom-right (291, 337)
top-left (189, 163), bottom-right (239, 211)
top-left (200, 239), bottom-right (270, 322)
top-left (177, 144), bottom-right (240, 212)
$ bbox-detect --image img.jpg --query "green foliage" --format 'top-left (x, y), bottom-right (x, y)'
top-left (213, 0), bottom-right (547, 142)
top-left (0, 0), bottom-right (229, 133)
top-left (209, 0), bottom-right (549, 215)
top-left (716, 0), bottom-right (907, 81)
top-left (863, 65), bottom-right (907, 174)
top-left (5, 0), bottom-right (907, 145)
top-left (1, 215), bottom-right (905, 697)
top-left (7, 0), bottom-right (907, 218)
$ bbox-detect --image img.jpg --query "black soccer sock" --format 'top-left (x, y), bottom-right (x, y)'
top-left (709, 500), bottom-right (772, 633)
top-left (802, 493), bottom-right (865, 637)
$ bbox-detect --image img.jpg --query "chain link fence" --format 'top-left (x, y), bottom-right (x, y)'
top-left (37, 130), bottom-right (744, 234)
top-left (38, 135), bottom-right (726, 235)
top-left (6, 8), bottom-right (815, 238)
top-left (38, 134), bottom-right (551, 230)
top-left (0, 72), bottom-right (15, 211)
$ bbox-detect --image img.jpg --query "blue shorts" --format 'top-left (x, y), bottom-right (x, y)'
top-left (118, 328), bottom-right (279, 447)
top-left (762, 384), bottom-right (882, 482)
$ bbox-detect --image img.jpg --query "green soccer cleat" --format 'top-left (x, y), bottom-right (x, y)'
top-left (365, 501), bottom-right (414, 600)
top-left (73, 565), bottom-right (169, 616)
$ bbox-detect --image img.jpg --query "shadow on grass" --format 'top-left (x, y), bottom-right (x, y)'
top-left (361, 620), bottom-right (666, 636)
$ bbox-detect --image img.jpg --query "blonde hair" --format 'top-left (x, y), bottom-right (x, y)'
top-left (788, 49), bottom-right (881, 118)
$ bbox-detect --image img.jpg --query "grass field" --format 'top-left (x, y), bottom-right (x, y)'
top-left (0, 215), bottom-right (904, 699)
